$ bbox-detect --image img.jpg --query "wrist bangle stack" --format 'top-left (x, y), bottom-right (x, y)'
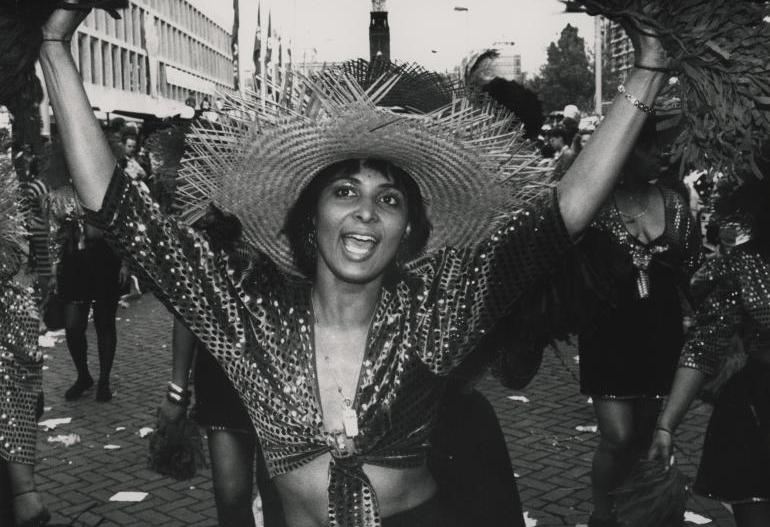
top-left (634, 63), bottom-right (672, 73)
top-left (166, 381), bottom-right (190, 406)
top-left (618, 84), bottom-right (655, 115)
top-left (655, 424), bottom-right (673, 435)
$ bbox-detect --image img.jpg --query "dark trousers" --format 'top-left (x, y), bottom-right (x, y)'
top-left (428, 389), bottom-right (526, 527)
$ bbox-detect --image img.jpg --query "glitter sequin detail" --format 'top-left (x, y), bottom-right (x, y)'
top-left (594, 187), bottom-right (702, 293)
top-left (680, 250), bottom-right (770, 376)
top-left (89, 168), bottom-right (572, 524)
top-left (0, 281), bottom-right (43, 465)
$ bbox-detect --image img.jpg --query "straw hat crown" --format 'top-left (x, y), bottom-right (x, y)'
top-left (175, 67), bottom-right (549, 276)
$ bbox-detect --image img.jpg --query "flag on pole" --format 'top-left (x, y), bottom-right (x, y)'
top-left (253, 2), bottom-right (261, 75)
top-left (231, 0), bottom-right (240, 91)
top-left (265, 11), bottom-right (273, 65)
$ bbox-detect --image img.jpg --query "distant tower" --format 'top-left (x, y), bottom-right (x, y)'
top-left (369, 0), bottom-right (390, 63)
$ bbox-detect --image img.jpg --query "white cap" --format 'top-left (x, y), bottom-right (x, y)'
top-left (563, 104), bottom-right (580, 120)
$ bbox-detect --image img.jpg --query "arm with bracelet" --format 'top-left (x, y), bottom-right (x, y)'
top-left (159, 318), bottom-right (197, 421)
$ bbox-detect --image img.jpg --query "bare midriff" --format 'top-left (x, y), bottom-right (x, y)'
top-left (273, 453), bottom-right (438, 527)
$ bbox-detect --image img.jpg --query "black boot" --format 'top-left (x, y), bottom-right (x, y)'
top-left (95, 380), bottom-right (112, 402)
top-left (588, 514), bottom-right (620, 527)
top-left (64, 375), bottom-right (94, 401)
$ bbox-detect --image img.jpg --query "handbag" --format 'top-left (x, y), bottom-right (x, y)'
top-left (42, 292), bottom-right (65, 331)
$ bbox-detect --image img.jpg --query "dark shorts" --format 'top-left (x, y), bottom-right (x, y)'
top-left (58, 240), bottom-right (122, 303)
top-left (382, 494), bottom-right (472, 527)
top-left (192, 347), bottom-right (253, 433)
top-left (695, 358), bottom-right (770, 503)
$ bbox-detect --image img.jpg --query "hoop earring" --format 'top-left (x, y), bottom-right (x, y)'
top-left (305, 229), bottom-right (317, 258)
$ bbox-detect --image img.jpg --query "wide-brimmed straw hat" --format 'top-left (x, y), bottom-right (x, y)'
top-left (175, 67), bottom-right (549, 276)
top-left (0, 157), bottom-right (25, 248)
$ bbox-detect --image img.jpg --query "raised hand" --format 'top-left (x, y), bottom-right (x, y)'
top-left (41, 0), bottom-right (89, 41)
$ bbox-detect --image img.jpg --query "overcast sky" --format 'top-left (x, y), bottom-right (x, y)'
top-left (190, 0), bottom-right (597, 76)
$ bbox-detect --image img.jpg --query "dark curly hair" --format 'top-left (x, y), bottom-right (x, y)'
top-left (284, 159), bottom-right (431, 279)
top-left (191, 204), bottom-right (243, 253)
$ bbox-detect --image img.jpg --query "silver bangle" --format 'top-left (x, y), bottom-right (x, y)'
top-left (618, 85), bottom-right (655, 115)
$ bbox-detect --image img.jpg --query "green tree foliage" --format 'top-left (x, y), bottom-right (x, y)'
top-left (526, 24), bottom-right (594, 113)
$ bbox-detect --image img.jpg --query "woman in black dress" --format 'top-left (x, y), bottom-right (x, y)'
top-left (46, 186), bottom-right (129, 401)
top-left (577, 119), bottom-right (702, 527)
top-left (649, 177), bottom-right (770, 527)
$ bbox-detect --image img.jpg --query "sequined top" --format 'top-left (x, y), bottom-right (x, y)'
top-left (679, 248), bottom-right (770, 377)
top-left (0, 262), bottom-right (43, 465)
top-left (590, 186), bottom-right (702, 289)
top-left (90, 168), bottom-right (572, 523)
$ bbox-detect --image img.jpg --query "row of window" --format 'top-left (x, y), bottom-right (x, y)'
top-left (82, 1), bottom-right (230, 58)
top-left (138, 0), bottom-right (231, 52)
top-left (158, 21), bottom-right (232, 83)
top-left (73, 33), bottom-right (228, 101)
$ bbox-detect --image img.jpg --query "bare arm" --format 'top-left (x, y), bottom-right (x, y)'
top-left (657, 367), bottom-right (705, 433)
top-left (170, 318), bottom-right (197, 390)
top-left (38, 5), bottom-right (114, 210)
top-left (557, 27), bottom-right (668, 237)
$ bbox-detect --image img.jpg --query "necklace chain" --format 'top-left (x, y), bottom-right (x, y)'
top-left (311, 290), bottom-right (375, 404)
top-left (615, 188), bottom-right (650, 221)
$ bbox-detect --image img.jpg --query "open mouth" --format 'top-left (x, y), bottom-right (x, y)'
top-left (341, 233), bottom-right (379, 258)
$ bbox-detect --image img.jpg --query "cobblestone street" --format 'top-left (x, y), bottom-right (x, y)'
top-left (35, 293), bottom-right (735, 526)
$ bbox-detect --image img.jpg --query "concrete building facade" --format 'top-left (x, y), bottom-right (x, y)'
top-left (603, 19), bottom-right (634, 82)
top-left (71, 0), bottom-right (234, 117)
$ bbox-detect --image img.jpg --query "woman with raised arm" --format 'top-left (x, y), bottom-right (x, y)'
top-left (0, 164), bottom-right (48, 527)
top-left (576, 115), bottom-right (702, 527)
top-left (37, 3), bottom-right (668, 525)
top-left (649, 176), bottom-right (770, 527)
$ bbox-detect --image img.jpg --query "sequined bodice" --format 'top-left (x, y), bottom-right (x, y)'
top-left (90, 169), bottom-right (572, 524)
top-left (0, 281), bottom-right (43, 465)
top-left (591, 186), bottom-right (702, 295)
top-left (680, 249), bottom-right (770, 376)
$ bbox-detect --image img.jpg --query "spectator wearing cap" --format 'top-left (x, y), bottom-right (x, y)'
top-left (549, 126), bottom-right (577, 181)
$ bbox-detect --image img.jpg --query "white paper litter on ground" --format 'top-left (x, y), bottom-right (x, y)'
top-left (524, 511), bottom-right (538, 526)
top-left (47, 434), bottom-right (81, 447)
top-left (684, 511), bottom-right (712, 524)
top-left (38, 335), bottom-right (57, 348)
top-left (109, 491), bottom-right (148, 502)
top-left (38, 417), bottom-right (72, 430)
top-left (43, 407), bottom-right (52, 412)
top-left (587, 397), bottom-right (593, 404)
top-left (507, 395), bottom-right (530, 403)
top-left (42, 365), bottom-right (49, 370)
top-left (575, 425), bottom-right (598, 433)
top-left (115, 426), bottom-right (126, 432)
top-left (514, 472), bottom-right (520, 478)
top-left (573, 355), bottom-right (580, 363)
top-left (139, 427), bottom-right (153, 438)
top-left (104, 444), bottom-right (121, 450)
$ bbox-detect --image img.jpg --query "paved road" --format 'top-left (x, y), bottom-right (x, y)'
top-left (34, 294), bottom-right (735, 526)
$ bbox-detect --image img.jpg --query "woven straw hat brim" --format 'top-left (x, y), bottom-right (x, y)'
top-left (223, 105), bottom-right (516, 274)
top-left (176, 69), bottom-right (550, 276)
top-left (0, 157), bottom-right (26, 249)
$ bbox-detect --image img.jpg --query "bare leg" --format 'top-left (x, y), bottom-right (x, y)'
top-left (208, 429), bottom-right (256, 527)
top-left (93, 296), bottom-right (119, 401)
top-left (591, 398), bottom-right (636, 521)
top-left (64, 301), bottom-right (93, 400)
top-left (733, 502), bottom-right (770, 527)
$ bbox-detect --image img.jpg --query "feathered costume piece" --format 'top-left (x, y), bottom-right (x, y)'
top-left (174, 67), bottom-right (550, 275)
top-left (611, 460), bottom-right (690, 527)
top-left (0, 156), bottom-right (42, 466)
top-left (0, 1), bottom-right (127, 143)
top-left (577, 0), bottom-right (770, 182)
